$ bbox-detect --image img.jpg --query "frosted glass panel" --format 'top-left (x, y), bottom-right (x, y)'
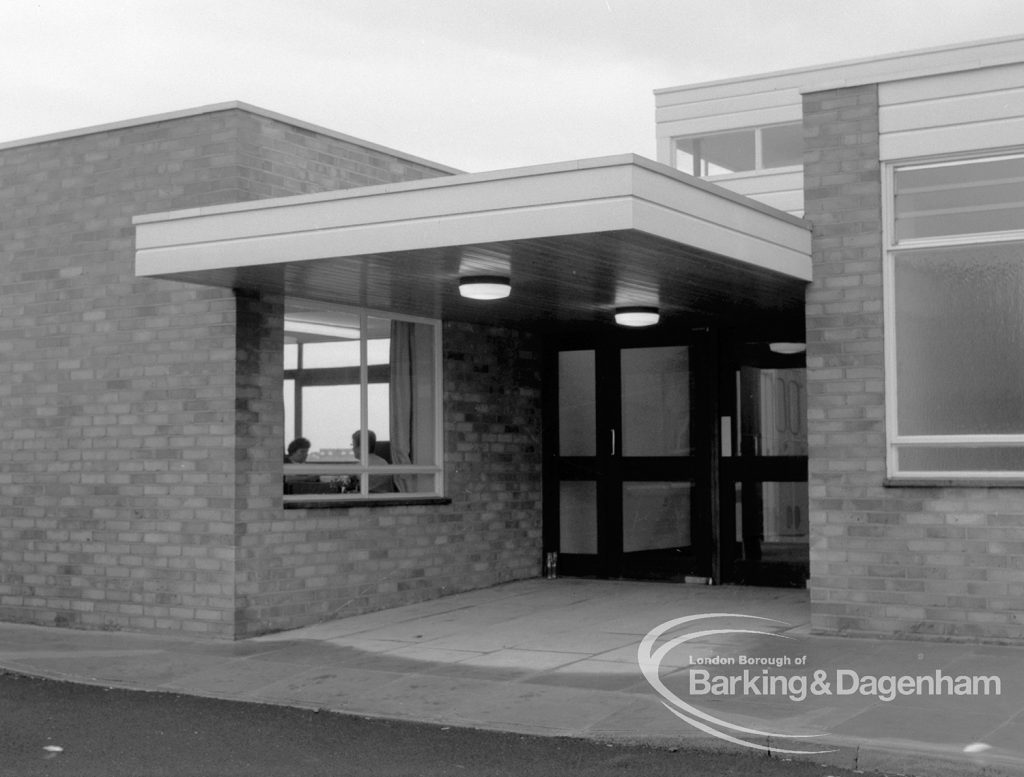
top-left (559, 351), bottom-right (596, 456)
top-left (622, 347), bottom-right (690, 456)
top-left (560, 481), bottom-right (597, 554)
top-left (622, 482), bottom-right (691, 553)
top-left (894, 242), bottom-right (1024, 435)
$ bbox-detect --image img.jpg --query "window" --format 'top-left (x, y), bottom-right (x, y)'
top-left (885, 152), bottom-right (1024, 479)
top-left (673, 123), bottom-right (802, 177)
top-left (283, 301), bottom-right (442, 500)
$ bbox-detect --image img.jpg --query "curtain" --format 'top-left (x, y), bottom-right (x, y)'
top-left (389, 321), bottom-right (434, 492)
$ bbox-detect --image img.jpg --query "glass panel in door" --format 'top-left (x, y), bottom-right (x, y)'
top-left (618, 346), bottom-right (699, 580)
top-left (552, 343), bottom-right (699, 581)
top-left (622, 482), bottom-right (691, 552)
top-left (560, 481), bottom-right (598, 554)
top-left (558, 351), bottom-right (596, 456)
top-left (554, 350), bottom-right (602, 576)
top-left (734, 361), bottom-right (809, 586)
top-left (621, 346), bottom-right (691, 456)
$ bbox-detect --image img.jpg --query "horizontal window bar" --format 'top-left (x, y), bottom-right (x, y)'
top-left (893, 436), bottom-right (1024, 446)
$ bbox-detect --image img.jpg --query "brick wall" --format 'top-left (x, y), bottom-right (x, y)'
top-left (233, 320), bottom-right (544, 637)
top-left (803, 85), bottom-right (1024, 644)
top-left (235, 113), bottom-right (445, 199)
top-left (0, 107), bottom-right (451, 637)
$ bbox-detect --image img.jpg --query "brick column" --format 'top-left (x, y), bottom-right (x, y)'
top-left (230, 289), bottom-right (286, 637)
top-left (803, 85), bottom-right (887, 635)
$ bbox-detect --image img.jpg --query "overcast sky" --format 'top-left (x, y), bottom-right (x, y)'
top-left (4, 1), bottom-right (1024, 171)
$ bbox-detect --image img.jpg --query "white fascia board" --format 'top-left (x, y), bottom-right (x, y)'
top-left (629, 160), bottom-right (808, 231)
top-left (655, 35), bottom-right (1024, 104)
top-left (656, 104), bottom-right (801, 140)
top-left (136, 158), bottom-right (634, 250)
top-left (135, 155), bottom-right (811, 282)
top-left (633, 200), bottom-right (812, 280)
top-left (135, 159), bottom-right (636, 276)
top-left (655, 88), bottom-right (800, 124)
top-left (880, 115), bottom-right (1024, 161)
top-left (630, 167), bottom-right (811, 280)
top-left (136, 198), bottom-right (639, 276)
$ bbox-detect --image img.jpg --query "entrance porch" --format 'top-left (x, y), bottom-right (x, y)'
top-left (134, 155), bottom-right (812, 631)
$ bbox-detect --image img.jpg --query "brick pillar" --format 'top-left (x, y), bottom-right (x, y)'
top-left (802, 85), bottom-right (886, 635)
top-left (231, 289), bottom-right (286, 638)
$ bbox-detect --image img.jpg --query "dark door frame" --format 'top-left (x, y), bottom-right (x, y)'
top-left (543, 326), bottom-right (809, 586)
top-left (543, 327), bottom-right (716, 581)
top-left (723, 342), bottom-right (809, 586)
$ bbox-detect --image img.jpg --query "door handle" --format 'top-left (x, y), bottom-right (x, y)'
top-left (610, 429), bottom-right (617, 456)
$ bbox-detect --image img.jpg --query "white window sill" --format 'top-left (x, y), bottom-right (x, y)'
top-left (284, 495), bottom-right (451, 509)
top-left (885, 476), bottom-right (1024, 488)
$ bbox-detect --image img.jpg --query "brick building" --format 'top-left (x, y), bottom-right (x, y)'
top-left (4, 35), bottom-right (1024, 643)
top-left (0, 105), bottom-right (543, 638)
top-left (655, 34), bottom-right (1024, 642)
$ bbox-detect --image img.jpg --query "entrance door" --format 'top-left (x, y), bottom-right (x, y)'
top-left (550, 344), bottom-right (706, 580)
top-left (728, 347), bottom-right (809, 586)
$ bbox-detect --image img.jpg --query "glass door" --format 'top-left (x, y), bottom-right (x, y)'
top-left (551, 344), bottom-right (703, 580)
top-left (730, 349), bottom-right (809, 586)
top-left (555, 349), bottom-right (601, 575)
top-left (619, 346), bottom-right (698, 579)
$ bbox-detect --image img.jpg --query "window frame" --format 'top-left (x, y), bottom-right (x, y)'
top-left (283, 302), bottom-right (444, 504)
top-left (671, 122), bottom-right (803, 178)
top-left (883, 149), bottom-right (1024, 482)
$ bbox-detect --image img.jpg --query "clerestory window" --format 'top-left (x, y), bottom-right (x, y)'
top-left (672, 122), bottom-right (802, 177)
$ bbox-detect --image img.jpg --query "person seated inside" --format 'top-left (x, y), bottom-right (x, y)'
top-left (285, 437), bottom-right (311, 465)
top-left (352, 429), bottom-right (396, 493)
top-left (283, 437), bottom-right (320, 487)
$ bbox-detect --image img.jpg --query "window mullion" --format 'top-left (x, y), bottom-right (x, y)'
top-left (295, 343), bottom-right (304, 438)
top-left (882, 162), bottom-right (900, 477)
top-left (359, 311), bottom-right (370, 495)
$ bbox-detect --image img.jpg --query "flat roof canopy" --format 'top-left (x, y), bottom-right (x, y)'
top-left (135, 155), bottom-right (811, 336)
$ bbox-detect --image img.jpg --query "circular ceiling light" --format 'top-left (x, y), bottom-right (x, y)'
top-left (768, 342), bottom-right (806, 355)
top-left (459, 276), bottom-right (511, 300)
top-left (615, 306), bottom-right (660, 327)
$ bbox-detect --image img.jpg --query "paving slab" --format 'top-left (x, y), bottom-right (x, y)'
top-left (2, 579), bottom-right (1024, 777)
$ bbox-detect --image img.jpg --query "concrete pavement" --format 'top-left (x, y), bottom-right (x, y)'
top-left (1, 578), bottom-right (1022, 776)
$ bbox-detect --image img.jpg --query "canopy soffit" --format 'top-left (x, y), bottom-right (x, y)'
top-left (135, 155), bottom-right (811, 335)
